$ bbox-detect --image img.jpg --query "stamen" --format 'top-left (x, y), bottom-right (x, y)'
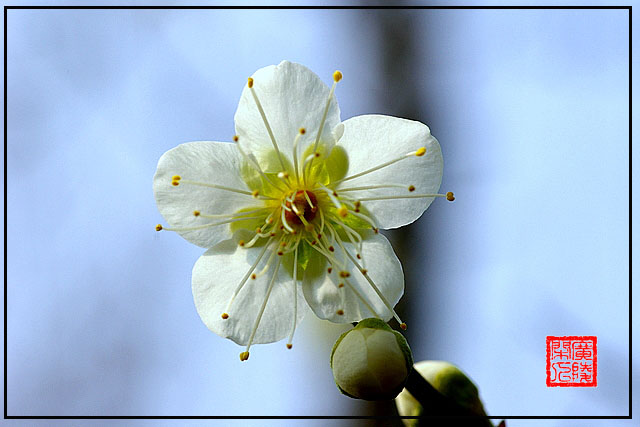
top-left (277, 171), bottom-right (291, 188)
top-left (307, 237), bottom-right (345, 271)
top-left (242, 256), bottom-right (282, 361)
top-left (356, 194), bottom-right (448, 202)
top-left (162, 216), bottom-right (263, 232)
top-left (286, 243), bottom-right (300, 349)
top-left (318, 184), bottom-right (343, 209)
top-left (253, 246), bottom-right (279, 279)
top-left (281, 204), bottom-right (296, 233)
top-left (340, 243), bottom-right (405, 327)
top-left (327, 218), bottom-right (363, 256)
top-left (333, 149), bottom-right (426, 185)
top-left (179, 179), bottom-right (276, 200)
top-left (337, 184), bottom-right (410, 192)
top-left (318, 208), bottom-right (326, 235)
top-left (301, 153), bottom-right (318, 183)
top-left (292, 128), bottom-right (306, 185)
top-left (344, 208), bottom-right (378, 230)
top-left (248, 77), bottom-right (287, 171)
top-left (446, 191), bottom-right (455, 201)
top-left (236, 143), bottom-right (288, 193)
top-left (155, 224), bottom-right (163, 231)
top-left (171, 175), bottom-right (182, 182)
top-left (223, 237), bottom-right (274, 316)
top-left (288, 200), bottom-right (310, 228)
top-left (305, 70), bottom-right (342, 185)
top-left (302, 191), bottom-right (315, 210)
top-left (342, 278), bottom-right (380, 319)
top-left (198, 207), bottom-right (269, 220)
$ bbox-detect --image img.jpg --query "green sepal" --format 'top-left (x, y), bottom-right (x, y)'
top-left (296, 240), bottom-right (312, 272)
top-left (325, 144), bottom-right (349, 182)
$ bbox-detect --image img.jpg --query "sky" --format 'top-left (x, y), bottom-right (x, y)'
top-left (4, 4), bottom-right (637, 427)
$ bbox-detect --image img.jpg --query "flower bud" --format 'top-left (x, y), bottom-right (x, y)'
top-left (395, 360), bottom-right (490, 426)
top-left (330, 318), bottom-right (413, 400)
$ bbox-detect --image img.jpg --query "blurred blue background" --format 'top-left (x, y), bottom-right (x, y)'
top-left (4, 3), bottom-right (637, 426)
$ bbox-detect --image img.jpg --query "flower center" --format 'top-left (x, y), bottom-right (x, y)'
top-left (284, 190), bottom-right (318, 225)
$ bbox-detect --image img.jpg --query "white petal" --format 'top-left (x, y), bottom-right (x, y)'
top-left (234, 61), bottom-right (341, 171)
top-left (153, 141), bottom-right (263, 248)
top-left (337, 115), bottom-right (443, 229)
top-left (302, 232), bottom-right (404, 323)
top-left (192, 237), bottom-right (307, 345)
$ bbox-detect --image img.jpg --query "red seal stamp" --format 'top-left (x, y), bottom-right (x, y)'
top-left (546, 336), bottom-right (597, 387)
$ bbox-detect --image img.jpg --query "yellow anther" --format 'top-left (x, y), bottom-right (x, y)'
top-left (280, 241), bottom-right (287, 247)
top-left (333, 70), bottom-right (343, 82)
top-left (446, 191), bottom-right (455, 201)
top-left (171, 180), bottom-right (180, 186)
top-left (339, 271), bottom-right (350, 278)
top-left (193, 210), bottom-right (201, 217)
top-left (172, 175), bottom-right (181, 181)
top-left (400, 323), bottom-right (407, 330)
top-left (415, 147), bottom-right (426, 157)
top-left (314, 152), bottom-right (321, 158)
top-left (251, 274), bottom-right (257, 280)
top-left (356, 254), bottom-right (361, 260)
top-left (239, 351), bottom-right (250, 361)
top-left (327, 267), bottom-right (333, 273)
top-left (238, 240), bottom-right (245, 247)
top-left (361, 269), bottom-right (368, 275)
top-left (233, 135), bottom-right (239, 142)
top-left (247, 77), bottom-right (254, 88)
top-left (286, 344), bottom-right (293, 349)
top-left (299, 127), bottom-right (306, 135)
top-left (221, 313), bottom-right (229, 319)
top-left (336, 309), bottom-right (344, 316)
top-left (408, 185), bottom-right (416, 192)
top-left (252, 190), bottom-right (260, 198)
top-left (155, 224), bottom-right (163, 231)
top-left (354, 201), bottom-right (361, 208)
top-left (256, 227), bottom-right (262, 233)
top-left (338, 283), bottom-right (344, 288)
top-left (337, 206), bottom-right (348, 218)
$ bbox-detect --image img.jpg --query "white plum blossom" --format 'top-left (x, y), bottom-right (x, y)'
top-left (154, 61), bottom-right (450, 361)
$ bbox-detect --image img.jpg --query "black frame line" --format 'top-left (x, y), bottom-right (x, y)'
top-left (2, 4), bottom-right (633, 421)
